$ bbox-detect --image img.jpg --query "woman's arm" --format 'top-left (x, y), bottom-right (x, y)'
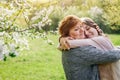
top-left (68, 39), bottom-right (93, 48)
top-left (58, 36), bottom-right (93, 50)
top-left (58, 37), bottom-right (74, 50)
top-left (65, 36), bottom-right (114, 49)
top-left (63, 46), bottom-right (120, 65)
top-left (59, 36), bottom-right (113, 50)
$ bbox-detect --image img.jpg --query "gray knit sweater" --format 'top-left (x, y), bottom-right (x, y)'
top-left (62, 46), bottom-right (120, 80)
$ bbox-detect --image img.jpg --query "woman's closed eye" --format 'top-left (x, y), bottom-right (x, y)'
top-left (85, 26), bottom-right (90, 30)
top-left (74, 28), bottom-right (79, 31)
top-left (74, 26), bottom-right (82, 31)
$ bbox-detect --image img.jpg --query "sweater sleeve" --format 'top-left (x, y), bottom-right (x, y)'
top-left (63, 45), bottom-right (120, 65)
top-left (68, 39), bottom-right (92, 48)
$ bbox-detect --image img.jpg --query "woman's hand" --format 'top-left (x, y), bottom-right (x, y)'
top-left (59, 37), bottom-right (74, 50)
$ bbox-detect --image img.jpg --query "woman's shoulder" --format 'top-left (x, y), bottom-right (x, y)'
top-left (92, 36), bottom-right (105, 39)
top-left (91, 36), bottom-right (108, 40)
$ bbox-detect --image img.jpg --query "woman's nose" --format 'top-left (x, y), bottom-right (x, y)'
top-left (79, 27), bottom-right (84, 32)
top-left (84, 30), bottom-right (89, 35)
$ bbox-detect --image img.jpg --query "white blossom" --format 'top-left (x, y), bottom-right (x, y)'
top-left (0, 32), bottom-right (5, 37)
top-left (47, 39), bottom-right (54, 45)
top-left (0, 17), bottom-right (3, 21)
top-left (0, 44), bottom-right (4, 60)
top-left (0, 0), bottom-right (53, 61)
top-left (0, 40), bottom-right (9, 60)
top-left (9, 43), bottom-right (19, 56)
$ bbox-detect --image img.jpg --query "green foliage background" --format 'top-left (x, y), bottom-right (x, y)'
top-left (47, 0), bottom-right (120, 33)
top-left (1, 0), bottom-right (119, 33)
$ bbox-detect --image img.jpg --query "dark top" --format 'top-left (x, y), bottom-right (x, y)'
top-left (62, 46), bottom-right (120, 80)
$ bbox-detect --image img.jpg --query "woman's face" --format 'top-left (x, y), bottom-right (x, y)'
top-left (69, 22), bottom-right (85, 39)
top-left (83, 24), bottom-right (99, 38)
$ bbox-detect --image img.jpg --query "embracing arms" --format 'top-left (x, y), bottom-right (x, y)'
top-left (58, 37), bottom-right (93, 50)
top-left (63, 46), bottom-right (120, 65)
top-left (67, 39), bottom-right (93, 48)
top-left (59, 36), bottom-right (115, 50)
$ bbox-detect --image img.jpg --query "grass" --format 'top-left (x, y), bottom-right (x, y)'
top-left (0, 34), bottom-right (120, 80)
top-left (107, 34), bottom-right (120, 46)
top-left (0, 34), bottom-right (65, 80)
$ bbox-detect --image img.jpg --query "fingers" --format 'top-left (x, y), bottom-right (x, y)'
top-left (57, 44), bottom-right (62, 51)
top-left (59, 37), bottom-right (70, 50)
top-left (67, 37), bottom-right (74, 40)
top-left (63, 40), bottom-right (70, 50)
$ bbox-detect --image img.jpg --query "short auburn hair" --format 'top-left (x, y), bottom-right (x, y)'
top-left (58, 15), bottom-right (81, 37)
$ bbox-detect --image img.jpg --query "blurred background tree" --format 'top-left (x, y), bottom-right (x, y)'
top-left (0, 0), bottom-right (120, 60)
top-left (100, 0), bottom-right (120, 33)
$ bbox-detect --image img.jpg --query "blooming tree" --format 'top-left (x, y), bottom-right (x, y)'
top-left (0, 0), bottom-right (53, 61)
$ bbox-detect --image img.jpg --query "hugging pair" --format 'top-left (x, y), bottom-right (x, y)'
top-left (58, 15), bottom-right (120, 80)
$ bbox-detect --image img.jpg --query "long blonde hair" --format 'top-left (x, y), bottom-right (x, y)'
top-left (80, 17), bottom-right (105, 36)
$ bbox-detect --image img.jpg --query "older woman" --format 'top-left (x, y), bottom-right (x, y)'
top-left (58, 15), bottom-right (120, 80)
